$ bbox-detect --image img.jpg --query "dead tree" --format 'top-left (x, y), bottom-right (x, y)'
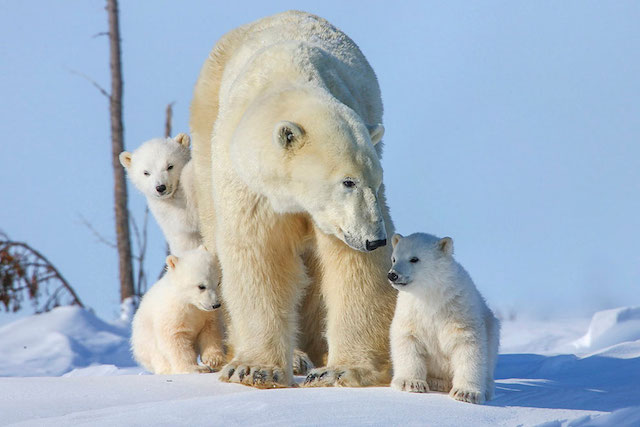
top-left (106, 0), bottom-right (135, 303)
top-left (165, 101), bottom-right (175, 139)
top-left (0, 232), bottom-right (84, 313)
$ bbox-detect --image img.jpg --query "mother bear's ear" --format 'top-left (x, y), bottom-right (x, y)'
top-left (367, 123), bottom-right (385, 146)
top-left (273, 121), bottom-right (305, 150)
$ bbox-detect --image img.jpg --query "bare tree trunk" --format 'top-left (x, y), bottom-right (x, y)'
top-left (107, 0), bottom-right (134, 302)
top-left (165, 102), bottom-right (175, 138)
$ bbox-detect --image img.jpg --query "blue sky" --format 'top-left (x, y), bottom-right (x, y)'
top-left (1, 1), bottom-right (639, 323)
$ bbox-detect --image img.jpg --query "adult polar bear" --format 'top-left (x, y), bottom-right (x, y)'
top-left (190, 10), bottom-right (396, 387)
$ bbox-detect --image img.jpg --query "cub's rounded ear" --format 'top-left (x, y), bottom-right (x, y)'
top-left (166, 255), bottom-right (179, 270)
top-left (391, 233), bottom-right (403, 249)
top-left (174, 133), bottom-right (191, 148)
top-left (273, 121), bottom-right (304, 150)
top-left (119, 152), bottom-right (132, 169)
top-left (438, 237), bottom-right (453, 255)
top-left (367, 123), bottom-right (385, 146)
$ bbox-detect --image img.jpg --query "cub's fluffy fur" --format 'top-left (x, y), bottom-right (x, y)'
top-left (131, 247), bottom-right (225, 374)
top-left (388, 233), bottom-right (500, 404)
top-left (120, 133), bottom-right (200, 256)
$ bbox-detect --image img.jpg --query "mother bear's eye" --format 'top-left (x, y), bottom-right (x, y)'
top-left (167, 164), bottom-right (174, 170)
top-left (410, 257), bottom-right (419, 263)
top-left (143, 171), bottom-right (150, 176)
top-left (284, 128), bottom-right (295, 142)
top-left (342, 179), bottom-right (356, 188)
top-left (198, 284), bottom-right (206, 290)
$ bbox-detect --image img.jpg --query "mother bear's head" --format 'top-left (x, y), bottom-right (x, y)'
top-left (229, 87), bottom-right (387, 252)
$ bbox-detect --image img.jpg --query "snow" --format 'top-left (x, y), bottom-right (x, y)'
top-left (573, 306), bottom-right (640, 354)
top-left (1, 306), bottom-right (639, 426)
top-left (0, 306), bottom-right (135, 377)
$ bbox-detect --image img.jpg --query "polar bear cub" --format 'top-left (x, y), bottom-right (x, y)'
top-left (131, 247), bottom-right (225, 374)
top-left (388, 233), bottom-right (500, 404)
top-left (120, 133), bottom-right (200, 256)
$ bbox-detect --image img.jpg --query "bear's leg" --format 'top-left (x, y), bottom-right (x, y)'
top-left (390, 333), bottom-right (429, 393)
top-left (303, 231), bottom-right (396, 387)
top-left (485, 314), bottom-right (501, 401)
top-left (197, 310), bottom-right (226, 371)
top-left (217, 215), bottom-right (309, 388)
top-left (159, 331), bottom-right (210, 374)
top-left (297, 249), bottom-right (327, 368)
top-left (448, 335), bottom-right (488, 404)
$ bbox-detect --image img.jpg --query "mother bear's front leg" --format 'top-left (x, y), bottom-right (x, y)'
top-left (303, 224), bottom-right (397, 387)
top-left (217, 208), bottom-right (309, 388)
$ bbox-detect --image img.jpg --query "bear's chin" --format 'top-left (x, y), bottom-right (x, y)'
top-left (390, 282), bottom-right (410, 290)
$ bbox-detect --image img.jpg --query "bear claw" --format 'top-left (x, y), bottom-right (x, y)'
top-left (391, 377), bottom-right (429, 393)
top-left (219, 362), bottom-right (289, 388)
top-left (303, 367), bottom-right (353, 387)
top-left (450, 387), bottom-right (485, 404)
top-left (293, 349), bottom-right (314, 376)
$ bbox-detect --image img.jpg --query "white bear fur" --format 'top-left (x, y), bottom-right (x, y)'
top-left (119, 133), bottom-right (201, 257)
top-left (131, 247), bottom-right (225, 374)
top-left (190, 11), bottom-right (397, 388)
top-left (388, 233), bottom-right (500, 404)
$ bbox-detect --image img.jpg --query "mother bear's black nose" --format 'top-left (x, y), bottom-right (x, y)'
top-left (366, 239), bottom-right (387, 251)
top-left (388, 271), bottom-right (398, 282)
top-left (156, 184), bottom-right (167, 194)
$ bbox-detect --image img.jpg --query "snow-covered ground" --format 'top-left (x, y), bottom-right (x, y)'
top-left (1, 306), bottom-right (639, 426)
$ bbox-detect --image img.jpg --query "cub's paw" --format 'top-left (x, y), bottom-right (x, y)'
top-left (293, 349), bottom-right (314, 376)
top-left (450, 387), bottom-right (485, 404)
top-left (391, 377), bottom-right (429, 393)
top-left (303, 366), bottom-right (377, 387)
top-left (201, 350), bottom-right (226, 371)
top-left (219, 362), bottom-right (290, 388)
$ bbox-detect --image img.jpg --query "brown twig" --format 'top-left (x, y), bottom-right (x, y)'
top-left (66, 68), bottom-right (110, 99)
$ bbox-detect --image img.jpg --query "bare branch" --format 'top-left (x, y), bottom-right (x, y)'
top-left (77, 215), bottom-right (117, 249)
top-left (1, 238), bottom-right (84, 310)
top-left (92, 31), bottom-right (109, 38)
top-left (66, 67), bottom-right (110, 99)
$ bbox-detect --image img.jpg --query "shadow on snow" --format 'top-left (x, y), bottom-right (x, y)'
top-left (488, 352), bottom-right (640, 411)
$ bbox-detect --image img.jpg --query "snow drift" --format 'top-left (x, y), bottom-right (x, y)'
top-left (0, 306), bottom-right (135, 377)
top-left (573, 306), bottom-right (640, 354)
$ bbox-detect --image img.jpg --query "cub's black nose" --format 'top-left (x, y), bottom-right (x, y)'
top-left (212, 303), bottom-right (221, 309)
top-left (156, 184), bottom-right (167, 194)
top-left (388, 271), bottom-right (398, 282)
top-left (366, 239), bottom-right (387, 251)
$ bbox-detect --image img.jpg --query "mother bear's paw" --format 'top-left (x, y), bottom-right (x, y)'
top-left (293, 349), bottom-right (314, 376)
top-left (219, 362), bottom-right (290, 388)
top-left (391, 377), bottom-right (429, 393)
top-left (302, 366), bottom-right (378, 387)
top-left (450, 386), bottom-right (485, 404)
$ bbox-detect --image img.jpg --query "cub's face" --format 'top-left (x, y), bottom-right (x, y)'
top-left (167, 248), bottom-right (221, 312)
top-left (120, 137), bottom-right (190, 200)
top-left (388, 233), bottom-right (454, 291)
top-left (230, 91), bottom-right (388, 252)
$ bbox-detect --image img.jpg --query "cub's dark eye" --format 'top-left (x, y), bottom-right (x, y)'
top-left (392, 257), bottom-right (396, 263)
top-left (198, 284), bottom-right (206, 290)
top-left (410, 257), bottom-right (419, 263)
top-left (342, 179), bottom-right (356, 188)
top-left (167, 165), bottom-right (174, 170)
top-left (143, 171), bottom-right (150, 176)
